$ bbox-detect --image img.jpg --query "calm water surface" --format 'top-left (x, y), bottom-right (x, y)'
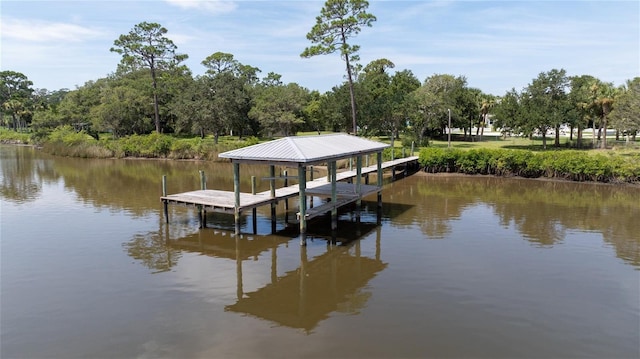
top-left (1, 145), bottom-right (639, 358)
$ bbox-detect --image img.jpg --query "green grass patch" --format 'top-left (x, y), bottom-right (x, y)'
top-left (0, 128), bottom-right (32, 144)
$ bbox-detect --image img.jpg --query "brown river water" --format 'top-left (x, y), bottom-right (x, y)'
top-left (1, 145), bottom-right (639, 358)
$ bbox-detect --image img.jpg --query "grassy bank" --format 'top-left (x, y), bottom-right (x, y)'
top-left (9, 126), bottom-right (260, 160)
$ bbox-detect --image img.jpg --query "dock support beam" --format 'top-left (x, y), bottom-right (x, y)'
top-left (251, 176), bottom-right (257, 234)
top-left (377, 152), bottom-right (383, 224)
top-left (200, 170), bottom-right (207, 228)
top-left (365, 155), bottom-right (370, 184)
top-left (309, 166), bottom-right (314, 208)
top-left (162, 175), bottom-right (168, 223)
top-left (377, 152), bottom-right (383, 208)
top-left (330, 161), bottom-right (337, 232)
top-left (298, 165), bottom-right (307, 245)
top-left (269, 165), bottom-right (276, 233)
top-left (233, 162), bottom-right (241, 235)
top-left (283, 170), bottom-right (289, 224)
top-left (356, 155), bottom-right (362, 220)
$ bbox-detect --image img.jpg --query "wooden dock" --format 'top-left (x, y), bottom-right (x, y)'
top-left (161, 156), bottom-right (419, 223)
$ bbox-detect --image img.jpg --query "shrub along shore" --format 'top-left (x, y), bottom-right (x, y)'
top-left (2, 126), bottom-right (639, 184)
top-left (418, 147), bottom-right (640, 184)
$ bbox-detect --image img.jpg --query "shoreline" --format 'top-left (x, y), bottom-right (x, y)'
top-left (2, 142), bottom-right (638, 186)
top-left (412, 170), bottom-right (640, 187)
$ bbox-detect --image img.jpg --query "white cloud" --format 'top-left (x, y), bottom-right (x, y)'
top-left (2, 18), bottom-right (105, 42)
top-left (164, 0), bottom-right (237, 15)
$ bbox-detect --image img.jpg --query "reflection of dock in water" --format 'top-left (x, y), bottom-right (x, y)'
top-left (226, 224), bottom-right (385, 332)
top-left (164, 218), bottom-right (386, 332)
top-left (168, 230), bottom-right (290, 261)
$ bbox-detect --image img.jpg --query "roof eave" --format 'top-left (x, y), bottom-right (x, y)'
top-left (220, 146), bottom-right (389, 166)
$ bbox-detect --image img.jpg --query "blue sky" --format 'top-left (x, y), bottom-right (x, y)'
top-left (1, 0), bottom-right (638, 96)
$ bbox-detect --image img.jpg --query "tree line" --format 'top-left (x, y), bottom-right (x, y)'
top-left (1, 1), bottom-right (638, 149)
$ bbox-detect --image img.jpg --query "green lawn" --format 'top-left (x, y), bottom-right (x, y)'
top-left (296, 131), bottom-right (639, 156)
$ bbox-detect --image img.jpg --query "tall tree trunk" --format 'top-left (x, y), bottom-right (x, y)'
top-left (601, 117), bottom-right (608, 149)
top-left (569, 125), bottom-right (573, 141)
top-left (554, 124), bottom-right (560, 147)
top-left (151, 67), bottom-right (161, 134)
top-left (344, 52), bottom-right (357, 136)
top-left (469, 118), bottom-right (473, 141)
top-left (570, 125), bottom-right (574, 141)
top-left (475, 114), bottom-right (486, 141)
top-left (577, 127), bottom-right (582, 148)
top-left (10, 113), bottom-right (17, 130)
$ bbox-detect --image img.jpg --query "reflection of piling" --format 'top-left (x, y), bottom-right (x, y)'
top-left (271, 247), bottom-right (277, 285)
top-left (236, 237), bottom-right (243, 300)
top-left (376, 226), bottom-right (381, 261)
top-left (298, 244), bottom-right (307, 317)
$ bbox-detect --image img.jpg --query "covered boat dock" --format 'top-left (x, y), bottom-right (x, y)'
top-left (161, 133), bottom-right (418, 239)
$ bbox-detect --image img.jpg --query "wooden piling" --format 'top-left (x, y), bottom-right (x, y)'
top-left (162, 175), bottom-right (168, 223)
top-left (233, 163), bottom-right (241, 234)
top-left (199, 170), bottom-right (207, 227)
top-left (298, 166), bottom-right (307, 245)
top-left (251, 176), bottom-right (257, 234)
top-left (377, 152), bottom-right (383, 209)
top-left (283, 170), bottom-right (289, 223)
top-left (330, 161), bottom-right (337, 231)
top-left (269, 165), bottom-right (276, 232)
top-left (356, 156), bottom-right (362, 219)
top-left (200, 170), bottom-right (206, 190)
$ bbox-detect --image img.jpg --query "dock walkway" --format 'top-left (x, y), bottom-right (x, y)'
top-left (161, 156), bottom-right (419, 216)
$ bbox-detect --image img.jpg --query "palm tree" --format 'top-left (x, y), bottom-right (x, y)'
top-left (478, 94), bottom-right (496, 141)
top-left (589, 80), bottom-right (617, 149)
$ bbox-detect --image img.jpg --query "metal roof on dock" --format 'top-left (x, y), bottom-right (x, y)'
top-left (218, 133), bottom-right (389, 165)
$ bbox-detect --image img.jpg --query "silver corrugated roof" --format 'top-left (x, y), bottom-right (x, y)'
top-left (218, 133), bottom-right (389, 164)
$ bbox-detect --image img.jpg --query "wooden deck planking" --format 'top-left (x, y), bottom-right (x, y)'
top-left (297, 197), bottom-right (355, 221)
top-left (333, 156), bottom-right (419, 181)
